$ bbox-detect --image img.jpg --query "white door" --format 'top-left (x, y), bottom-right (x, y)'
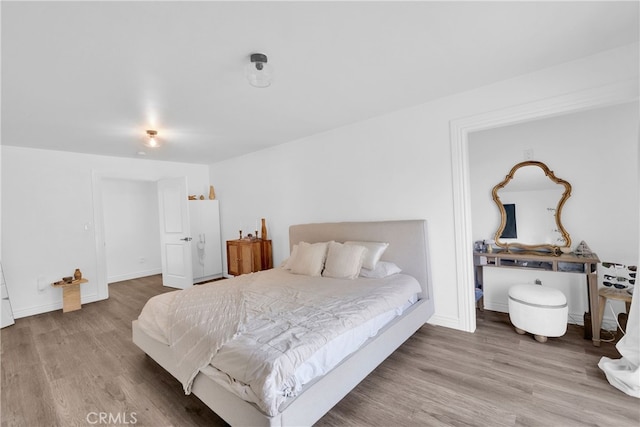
top-left (157, 177), bottom-right (193, 289)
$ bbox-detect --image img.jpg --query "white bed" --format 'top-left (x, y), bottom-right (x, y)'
top-left (132, 220), bottom-right (435, 426)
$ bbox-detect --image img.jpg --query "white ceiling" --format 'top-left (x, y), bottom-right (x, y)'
top-left (2, 1), bottom-right (638, 164)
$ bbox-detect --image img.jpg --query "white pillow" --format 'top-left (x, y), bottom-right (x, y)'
top-left (344, 241), bottom-right (389, 270)
top-left (289, 241), bottom-right (329, 276)
top-left (359, 261), bottom-right (402, 279)
top-left (283, 244), bottom-right (299, 270)
top-left (322, 242), bottom-right (367, 279)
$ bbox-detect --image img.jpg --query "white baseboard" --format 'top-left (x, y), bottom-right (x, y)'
top-left (428, 313), bottom-right (468, 331)
top-left (108, 268), bottom-right (161, 284)
top-left (12, 291), bottom-right (103, 319)
top-left (483, 301), bottom-right (509, 313)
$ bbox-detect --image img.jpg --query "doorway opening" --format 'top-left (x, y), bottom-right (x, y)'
top-left (101, 178), bottom-right (161, 284)
top-left (450, 80), bottom-right (636, 333)
top-left (92, 172), bottom-right (162, 301)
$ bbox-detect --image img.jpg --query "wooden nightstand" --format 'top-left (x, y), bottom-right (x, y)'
top-left (227, 239), bottom-right (272, 276)
top-left (51, 278), bottom-right (88, 312)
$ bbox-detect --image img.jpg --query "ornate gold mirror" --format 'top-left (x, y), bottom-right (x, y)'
top-left (492, 161), bottom-right (572, 254)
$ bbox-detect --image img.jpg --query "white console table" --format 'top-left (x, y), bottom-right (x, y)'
top-left (474, 250), bottom-right (601, 346)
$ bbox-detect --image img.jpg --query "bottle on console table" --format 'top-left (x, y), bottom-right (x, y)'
top-left (261, 218), bottom-right (268, 240)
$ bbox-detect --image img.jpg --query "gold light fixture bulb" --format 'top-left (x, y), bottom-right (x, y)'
top-left (145, 129), bottom-right (159, 148)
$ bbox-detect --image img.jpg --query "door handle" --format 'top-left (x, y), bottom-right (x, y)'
top-left (180, 237), bottom-right (193, 242)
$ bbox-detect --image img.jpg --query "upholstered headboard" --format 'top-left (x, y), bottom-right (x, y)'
top-left (289, 220), bottom-right (432, 300)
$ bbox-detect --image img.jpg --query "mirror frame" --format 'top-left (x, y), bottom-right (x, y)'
top-left (491, 160), bottom-right (572, 254)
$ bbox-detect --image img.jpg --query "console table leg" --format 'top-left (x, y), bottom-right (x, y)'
top-left (588, 272), bottom-right (600, 347)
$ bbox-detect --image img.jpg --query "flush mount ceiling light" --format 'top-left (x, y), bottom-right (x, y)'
top-left (144, 129), bottom-right (159, 148)
top-left (245, 53), bottom-right (272, 88)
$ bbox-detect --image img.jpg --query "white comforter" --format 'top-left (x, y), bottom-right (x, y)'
top-left (137, 268), bottom-right (421, 416)
top-left (169, 278), bottom-right (246, 394)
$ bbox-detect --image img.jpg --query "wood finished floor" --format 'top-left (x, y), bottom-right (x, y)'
top-left (2, 275), bottom-right (639, 426)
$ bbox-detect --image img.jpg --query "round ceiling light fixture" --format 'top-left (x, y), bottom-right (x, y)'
top-left (245, 53), bottom-right (273, 88)
top-left (144, 129), bottom-right (159, 148)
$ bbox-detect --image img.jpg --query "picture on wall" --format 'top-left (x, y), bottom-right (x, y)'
top-left (501, 203), bottom-right (517, 239)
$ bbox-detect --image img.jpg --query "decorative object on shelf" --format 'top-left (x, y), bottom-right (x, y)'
top-left (209, 185), bottom-right (216, 200)
top-left (261, 218), bottom-right (267, 240)
top-left (145, 130), bottom-right (159, 148)
top-left (239, 230), bottom-right (243, 239)
top-left (74, 268), bottom-right (82, 280)
top-left (199, 195), bottom-right (205, 200)
top-left (188, 195), bottom-right (197, 200)
top-left (63, 276), bottom-right (73, 284)
top-left (575, 241), bottom-right (594, 257)
top-left (245, 53), bottom-right (273, 88)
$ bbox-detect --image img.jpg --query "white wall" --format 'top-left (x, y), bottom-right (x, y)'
top-left (1, 147), bottom-right (210, 318)
top-left (210, 44), bottom-right (639, 330)
top-left (1, 44), bottom-right (636, 328)
top-left (0, 146), bottom-right (2, 261)
top-left (469, 102), bottom-right (638, 263)
top-left (102, 178), bottom-right (161, 283)
top-left (468, 102), bottom-right (638, 328)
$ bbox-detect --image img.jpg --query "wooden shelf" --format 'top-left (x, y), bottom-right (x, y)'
top-left (598, 287), bottom-right (632, 304)
top-left (598, 287), bottom-right (632, 342)
top-left (51, 278), bottom-right (88, 312)
top-left (51, 278), bottom-right (88, 288)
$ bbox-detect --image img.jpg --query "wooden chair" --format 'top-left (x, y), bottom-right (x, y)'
top-left (598, 262), bottom-right (635, 341)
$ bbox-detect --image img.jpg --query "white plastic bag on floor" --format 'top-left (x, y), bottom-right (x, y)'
top-left (598, 286), bottom-right (640, 398)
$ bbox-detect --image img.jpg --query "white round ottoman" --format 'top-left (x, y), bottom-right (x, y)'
top-left (508, 284), bottom-right (568, 343)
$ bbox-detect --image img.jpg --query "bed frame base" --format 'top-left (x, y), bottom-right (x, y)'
top-left (132, 299), bottom-right (430, 427)
top-left (133, 219), bottom-right (434, 426)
